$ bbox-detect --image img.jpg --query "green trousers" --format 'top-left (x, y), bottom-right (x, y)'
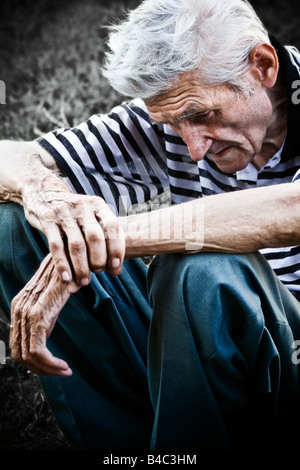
top-left (1, 202), bottom-right (300, 450)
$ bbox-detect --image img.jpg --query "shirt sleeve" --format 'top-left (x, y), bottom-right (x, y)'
top-left (36, 98), bottom-right (169, 214)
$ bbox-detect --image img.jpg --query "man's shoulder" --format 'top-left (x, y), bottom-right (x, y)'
top-left (114, 97), bottom-right (149, 115)
top-left (285, 45), bottom-right (300, 72)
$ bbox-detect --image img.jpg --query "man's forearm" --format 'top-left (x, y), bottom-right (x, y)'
top-left (0, 140), bottom-right (64, 204)
top-left (122, 183), bottom-right (300, 256)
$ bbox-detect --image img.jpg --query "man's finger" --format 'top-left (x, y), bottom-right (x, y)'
top-left (80, 218), bottom-right (107, 273)
top-left (21, 307), bottom-right (31, 363)
top-left (28, 325), bottom-right (72, 376)
top-left (96, 210), bottom-right (125, 276)
top-left (65, 228), bottom-right (91, 285)
top-left (22, 350), bottom-right (72, 376)
top-left (47, 223), bottom-right (73, 282)
top-left (9, 298), bottom-right (23, 362)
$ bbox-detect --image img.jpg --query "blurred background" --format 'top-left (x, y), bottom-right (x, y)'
top-left (0, 0), bottom-right (299, 450)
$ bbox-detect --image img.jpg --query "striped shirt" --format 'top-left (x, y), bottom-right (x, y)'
top-left (38, 37), bottom-right (300, 300)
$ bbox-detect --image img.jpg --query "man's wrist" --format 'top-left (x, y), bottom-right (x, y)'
top-left (19, 155), bottom-right (71, 203)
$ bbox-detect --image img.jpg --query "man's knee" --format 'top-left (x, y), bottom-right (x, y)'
top-left (147, 251), bottom-right (273, 357)
top-left (148, 251), bottom-right (264, 306)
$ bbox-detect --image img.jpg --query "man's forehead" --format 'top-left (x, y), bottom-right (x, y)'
top-left (146, 71), bottom-right (210, 104)
top-left (144, 72), bottom-right (221, 122)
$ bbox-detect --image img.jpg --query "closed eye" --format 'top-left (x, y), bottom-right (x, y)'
top-left (175, 109), bottom-right (215, 125)
top-left (189, 111), bottom-right (212, 123)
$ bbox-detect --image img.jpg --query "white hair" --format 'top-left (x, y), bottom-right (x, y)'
top-left (103, 0), bottom-right (271, 100)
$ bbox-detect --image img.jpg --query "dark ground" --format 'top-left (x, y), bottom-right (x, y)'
top-left (0, 0), bottom-right (299, 453)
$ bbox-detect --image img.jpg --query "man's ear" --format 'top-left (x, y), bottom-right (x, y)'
top-left (248, 43), bottom-right (279, 89)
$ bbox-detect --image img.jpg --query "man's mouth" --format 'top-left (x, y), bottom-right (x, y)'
top-left (208, 146), bottom-right (232, 159)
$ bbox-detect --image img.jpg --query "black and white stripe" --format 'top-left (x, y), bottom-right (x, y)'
top-left (39, 100), bottom-right (170, 214)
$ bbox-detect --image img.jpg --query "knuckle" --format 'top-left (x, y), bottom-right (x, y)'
top-left (21, 348), bottom-right (29, 362)
top-left (90, 260), bottom-right (106, 272)
top-left (52, 255), bottom-right (66, 268)
top-left (86, 231), bottom-right (104, 246)
top-left (69, 239), bottom-right (86, 254)
top-left (29, 345), bottom-right (38, 357)
top-left (49, 239), bottom-right (63, 253)
top-left (75, 267), bottom-right (90, 279)
top-left (85, 223), bottom-right (101, 238)
top-left (42, 208), bottom-right (56, 223)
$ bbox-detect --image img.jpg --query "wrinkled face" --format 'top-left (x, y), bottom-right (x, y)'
top-left (145, 70), bottom-right (275, 174)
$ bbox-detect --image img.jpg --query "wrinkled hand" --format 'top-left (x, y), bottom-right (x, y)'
top-left (10, 253), bottom-right (80, 375)
top-left (22, 173), bottom-right (125, 285)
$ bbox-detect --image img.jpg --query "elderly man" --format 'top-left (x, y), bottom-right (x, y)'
top-left (1, 0), bottom-right (300, 450)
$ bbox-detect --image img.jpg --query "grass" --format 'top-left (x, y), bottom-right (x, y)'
top-left (0, 0), bottom-right (299, 451)
top-left (0, 0), bottom-right (139, 140)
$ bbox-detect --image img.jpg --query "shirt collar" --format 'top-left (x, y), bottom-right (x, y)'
top-left (235, 140), bottom-right (285, 182)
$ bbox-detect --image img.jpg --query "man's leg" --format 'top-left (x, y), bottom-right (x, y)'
top-left (0, 203), bottom-right (154, 450)
top-left (147, 252), bottom-right (300, 450)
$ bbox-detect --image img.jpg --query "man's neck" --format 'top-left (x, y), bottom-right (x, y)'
top-left (253, 80), bottom-right (288, 170)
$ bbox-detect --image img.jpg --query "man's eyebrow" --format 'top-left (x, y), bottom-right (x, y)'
top-left (175, 105), bottom-right (208, 122)
top-left (148, 105), bottom-right (210, 126)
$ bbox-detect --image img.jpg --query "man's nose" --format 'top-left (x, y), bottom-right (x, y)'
top-left (185, 136), bottom-right (213, 162)
top-left (180, 126), bottom-right (213, 162)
